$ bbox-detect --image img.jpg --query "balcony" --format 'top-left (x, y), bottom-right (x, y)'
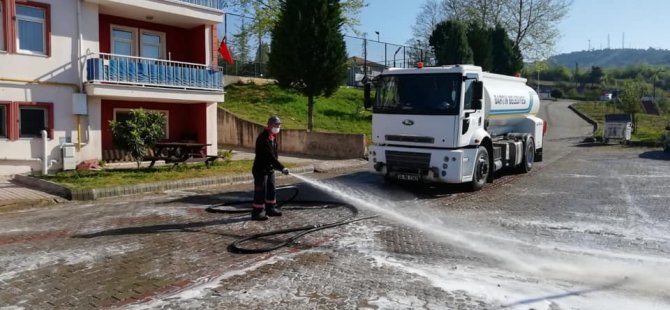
top-left (177, 0), bottom-right (225, 10)
top-left (85, 53), bottom-right (224, 103)
top-left (85, 0), bottom-right (224, 27)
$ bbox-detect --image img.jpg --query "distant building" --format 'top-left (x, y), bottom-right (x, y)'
top-left (1, 0), bottom-right (225, 175)
top-left (347, 56), bottom-right (385, 87)
top-left (599, 92), bottom-right (613, 101)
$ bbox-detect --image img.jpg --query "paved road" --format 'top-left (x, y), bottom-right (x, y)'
top-left (1, 100), bottom-right (669, 309)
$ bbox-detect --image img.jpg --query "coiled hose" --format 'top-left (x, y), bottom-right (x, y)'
top-left (205, 186), bottom-right (377, 254)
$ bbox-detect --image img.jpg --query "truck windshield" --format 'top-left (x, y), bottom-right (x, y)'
top-left (374, 73), bottom-right (461, 115)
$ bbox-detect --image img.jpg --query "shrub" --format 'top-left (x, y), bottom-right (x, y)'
top-left (109, 109), bottom-right (166, 168)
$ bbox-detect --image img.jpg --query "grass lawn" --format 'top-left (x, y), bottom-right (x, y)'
top-left (41, 160), bottom-right (255, 190)
top-left (221, 84), bottom-right (372, 139)
top-left (573, 101), bottom-right (670, 144)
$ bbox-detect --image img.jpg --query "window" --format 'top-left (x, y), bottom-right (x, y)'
top-left (374, 73), bottom-right (462, 115)
top-left (463, 79), bottom-right (474, 110)
top-left (140, 31), bottom-right (163, 59)
top-left (1, 102), bottom-right (52, 140)
top-left (114, 109), bottom-right (169, 139)
top-left (112, 26), bottom-right (136, 56)
top-left (0, 104), bottom-right (6, 138)
top-left (16, 4), bottom-right (46, 55)
top-left (111, 25), bottom-right (165, 59)
top-left (19, 106), bottom-right (48, 138)
top-left (0, 1), bottom-right (5, 51)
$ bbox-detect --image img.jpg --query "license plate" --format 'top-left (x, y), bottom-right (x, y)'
top-left (397, 173), bottom-right (419, 181)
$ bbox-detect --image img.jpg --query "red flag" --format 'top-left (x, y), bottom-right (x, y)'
top-left (218, 37), bottom-right (234, 65)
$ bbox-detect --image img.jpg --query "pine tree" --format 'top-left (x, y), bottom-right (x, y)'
top-left (429, 20), bottom-right (473, 66)
top-left (467, 22), bottom-right (493, 71)
top-left (491, 24), bottom-right (523, 75)
top-left (268, 0), bottom-right (348, 131)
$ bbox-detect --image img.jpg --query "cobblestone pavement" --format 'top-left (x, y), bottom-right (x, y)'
top-left (0, 169), bottom-right (500, 309)
top-left (0, 177), bottom-right (64, 211)
top-left (1, 101), bottom-right (670, 309)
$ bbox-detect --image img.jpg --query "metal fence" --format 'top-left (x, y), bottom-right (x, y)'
top-left (218, 13), bottom-right (270, 78)
top-left (177, 0), bottom-right (225, 10)
top-left (218, 13), bottom-right (426, 85)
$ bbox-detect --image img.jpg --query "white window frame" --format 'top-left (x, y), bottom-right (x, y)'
top-left (0, 1), bottom-right (5, 52)
top-left (111, 25), bottom-right (138, 56)
top-left (140, 30), bottom-right (166, 59)
top-left (15, 4), bottom-right (46, 55)
top-left (113, 108), bottom-right (169, 140)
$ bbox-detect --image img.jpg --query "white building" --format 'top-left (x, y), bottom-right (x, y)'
top-left (0, 0), bottom-right (224, 175)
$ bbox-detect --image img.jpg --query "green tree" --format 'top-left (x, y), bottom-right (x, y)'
top-left (620, 80), bottom-right (642, 131)
top-left (228, 0), bottom-right (364, 38)
top-left (268, 0), bottom-right (348, 131)
top-left (109, 109), bottom-right (166, 169)
top-left (589, 66), bottom-right (604, 87)
top-left (429, 20), bottom-right (473, 66)
top-left (491, 24), bottom-right (523, 75)
top-left (425, 0), bottom-right (571, 60)
top-left (467, 22), bottom-right (493, 71)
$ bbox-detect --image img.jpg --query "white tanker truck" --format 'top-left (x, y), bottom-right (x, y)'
top-left (363, 64), bottom-right (546, 191)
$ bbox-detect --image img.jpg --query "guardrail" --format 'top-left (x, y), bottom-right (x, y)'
top-left (85, 53), bottom-right (223, 91)
top-left (176, 0), bottom-right (224, 10)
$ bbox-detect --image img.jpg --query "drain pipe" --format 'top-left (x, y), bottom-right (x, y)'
top-left (41, 130), bottom-right (49, 175)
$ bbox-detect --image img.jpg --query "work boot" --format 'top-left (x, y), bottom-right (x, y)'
top-left (251, 208), bottom-right (268, 221)
top-left (265, 204), bottom-right (283, 217)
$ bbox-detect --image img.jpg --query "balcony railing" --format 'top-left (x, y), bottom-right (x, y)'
top-left (176, 0), bottom-right (225, 10)
top-left (86, 53), bottom-right (223, 91)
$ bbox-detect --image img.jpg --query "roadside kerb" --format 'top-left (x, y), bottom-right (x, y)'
top-left (13, 165), bottom-right (316, 201)
top-left (568, 103), bottom-right (598, 134)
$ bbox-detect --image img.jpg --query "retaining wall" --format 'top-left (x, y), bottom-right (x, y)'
top-left (217, 109), bottom-right (366, 159)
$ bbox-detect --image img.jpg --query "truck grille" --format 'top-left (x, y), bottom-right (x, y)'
top-left (385, 135), bottom-right (435, 144)
top-left (385, 151), bottom-right (431, 172)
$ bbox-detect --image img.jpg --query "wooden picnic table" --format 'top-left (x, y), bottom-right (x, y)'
top-left (147, 142), bottom-right (219, 168)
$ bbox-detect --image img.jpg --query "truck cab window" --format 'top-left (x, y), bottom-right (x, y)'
top-left (374, 73), bottom-right (461, 115)
top-left (463, 79), bottom-right (474, 110)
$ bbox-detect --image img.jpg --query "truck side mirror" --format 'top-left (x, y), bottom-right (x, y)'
top-left (363, 83), bottom-right (372, 109)
top-left (472, 81), bottom-right (483, 110)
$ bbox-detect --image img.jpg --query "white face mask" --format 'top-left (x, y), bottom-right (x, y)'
top-left (271, 127), bottom-right (280, 134)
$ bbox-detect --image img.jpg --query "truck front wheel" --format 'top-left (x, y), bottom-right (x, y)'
top-left (470, 146), bottom-right (489, 191)
top-left (520, 138), bottom-right (535, 173)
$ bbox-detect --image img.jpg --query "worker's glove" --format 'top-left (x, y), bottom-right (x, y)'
top-left (282, 168), bottom-right (290, 175)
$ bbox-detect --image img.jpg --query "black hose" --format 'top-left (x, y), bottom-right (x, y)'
top-left (205, 186), bottom-right (377, 254)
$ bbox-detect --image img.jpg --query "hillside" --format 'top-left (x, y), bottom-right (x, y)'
top-left (549, 48), bottom-right (670, 68)
top-left (220, 84), bottom-right (371, 136)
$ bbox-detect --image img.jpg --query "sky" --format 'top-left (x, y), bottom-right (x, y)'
top-left (355, 0), bottom-right (670, 56)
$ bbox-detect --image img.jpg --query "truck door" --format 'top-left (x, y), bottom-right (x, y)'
top-left (459, 78), bottom-right (484, 146)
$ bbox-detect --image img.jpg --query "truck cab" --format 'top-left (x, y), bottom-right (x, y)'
top-left (364, 65), bottom-right (544, 191)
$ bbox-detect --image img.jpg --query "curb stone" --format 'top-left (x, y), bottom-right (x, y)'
top-left (568, 104), bottom-right (598, 134)
top-left (14, 165), bottom-right (316, 201)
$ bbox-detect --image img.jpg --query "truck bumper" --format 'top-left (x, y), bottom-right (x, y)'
top-left (368, 145), bottom-right (477, 184)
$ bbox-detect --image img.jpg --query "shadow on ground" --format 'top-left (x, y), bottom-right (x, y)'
top-left (639, 150), bottom-right (670, 161)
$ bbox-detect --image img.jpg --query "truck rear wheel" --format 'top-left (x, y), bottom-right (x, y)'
top-left (470, 146), bottom-right (489, 191)
top-left (520, 138), bottom-right (535, 173)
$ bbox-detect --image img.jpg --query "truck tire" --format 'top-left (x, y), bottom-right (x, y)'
top-left (520, 137), bottom-right (535, 173)
top-left (470, 146), bottom-right (489, 191)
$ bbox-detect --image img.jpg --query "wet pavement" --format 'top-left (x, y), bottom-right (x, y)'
top-left (1, 100), bottom-right (670, 309)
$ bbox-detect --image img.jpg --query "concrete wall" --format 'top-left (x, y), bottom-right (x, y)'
top-left (217, 109), bottom-right (366, 159)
